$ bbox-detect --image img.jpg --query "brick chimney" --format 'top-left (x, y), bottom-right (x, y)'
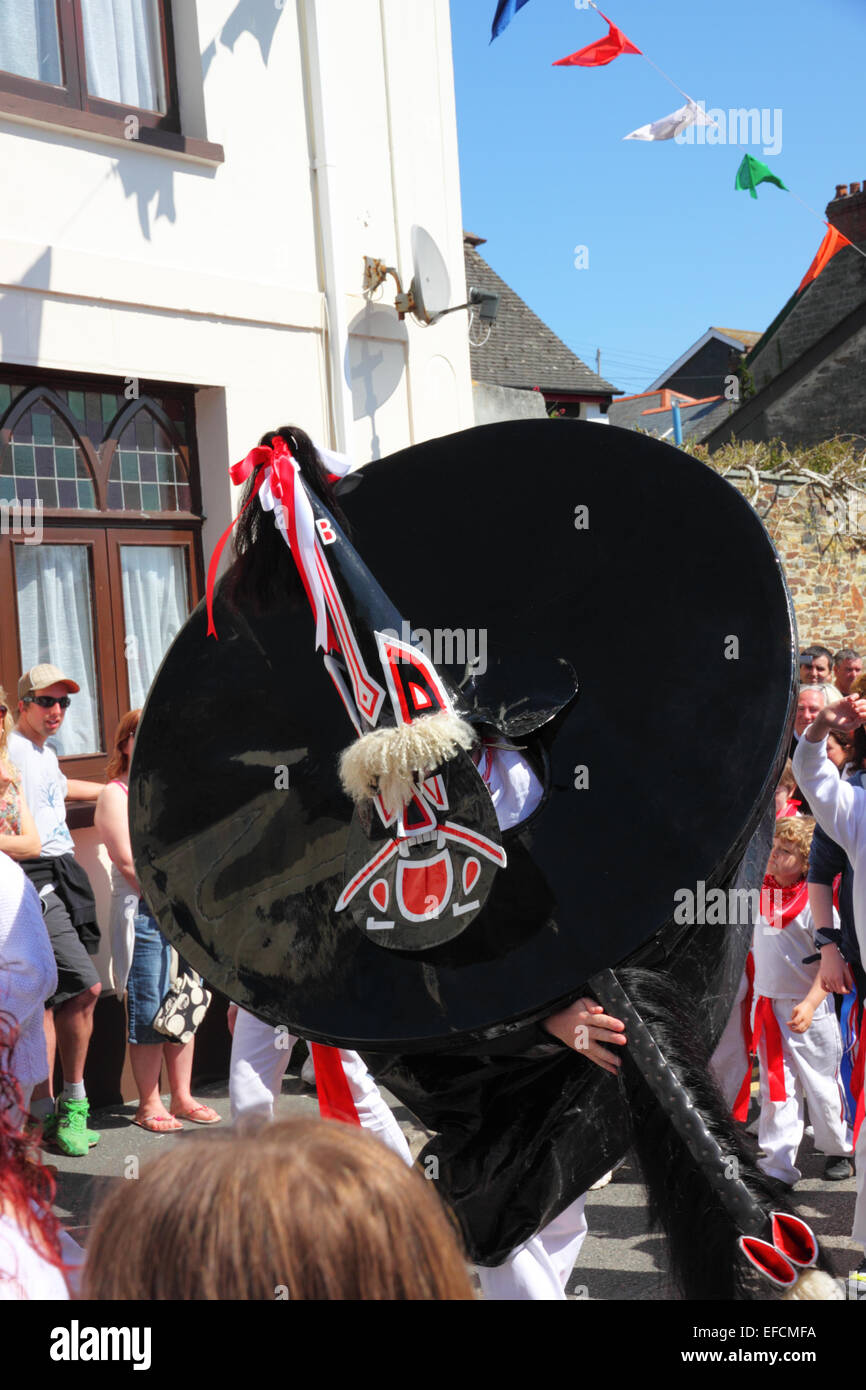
top-left (826, 180), bottom-right (866, 245)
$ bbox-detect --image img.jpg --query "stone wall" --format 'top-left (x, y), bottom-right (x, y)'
top-left (727, 469), bottom-right (866, 648)
top-left (472, 380), bottom-right (549, 426)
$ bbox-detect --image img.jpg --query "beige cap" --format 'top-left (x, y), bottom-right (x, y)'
top-left (18, 664), bottom-right (81, 700)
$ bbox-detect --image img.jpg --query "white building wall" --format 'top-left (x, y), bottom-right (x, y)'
top-left (0, 0), bottom-right (473, 537)
top-left (0, 0), bottom-right (473, 992)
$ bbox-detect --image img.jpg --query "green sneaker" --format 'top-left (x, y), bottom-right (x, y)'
top-left (47, 1099), bottom-right (100, 1155)
top-left (41, 1107), bottom-right (100, 1148)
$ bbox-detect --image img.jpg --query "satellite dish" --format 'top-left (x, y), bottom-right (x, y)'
top-left (362, 228), bottom-right (487, 331)
top-left (409, 225), bottom-right (451, 324)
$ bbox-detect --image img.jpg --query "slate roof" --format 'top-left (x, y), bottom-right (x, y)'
top-left (608, 391), bottom-right (736, 443)
top-left (648, 326), bottom-right (763, 391)
top-left (703, 228), bottom-right (866, 449)
top-left (464, 242), bottom-right (619, 397)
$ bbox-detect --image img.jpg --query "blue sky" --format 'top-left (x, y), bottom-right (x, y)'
top-left (449, 0), bottom-right (866, 395)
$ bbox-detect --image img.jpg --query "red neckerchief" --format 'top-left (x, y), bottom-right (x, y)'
top-left (760, 872), bottom-right (808, 928)
top-left (780, 798), bottom-right (801, 817)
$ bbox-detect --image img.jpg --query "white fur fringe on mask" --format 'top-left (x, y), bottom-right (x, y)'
top-left (339, 710), bottom-right (476, 812)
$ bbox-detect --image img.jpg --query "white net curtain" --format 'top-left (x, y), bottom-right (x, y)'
top-left (0, 0), bottom-right (165, 111)
top-left (15, 545), bottom-right (101, 756)
top-left (81, 0), bottom-right (166, 111)
top-left (120, 546), bottom-right (188, 711)
top-left (14, 543), bottom-right (189, 755)
top-left (0, 1), bottom-right (63, 85)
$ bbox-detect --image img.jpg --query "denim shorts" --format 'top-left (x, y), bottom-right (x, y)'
top-left (126, 902), bottom-right (173, 1045)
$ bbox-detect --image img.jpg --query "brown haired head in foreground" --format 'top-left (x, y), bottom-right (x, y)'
top-left (82, 1116), bottom-right (474, 1300)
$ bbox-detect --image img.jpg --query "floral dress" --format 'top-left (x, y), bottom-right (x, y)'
top-left (0, 759), bottom-right (23, 837)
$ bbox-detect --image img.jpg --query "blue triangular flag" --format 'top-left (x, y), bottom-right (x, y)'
top-left (491, 0), bottom-right (533, 41)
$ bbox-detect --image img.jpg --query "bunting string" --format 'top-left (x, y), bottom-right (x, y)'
top-left (582, 0), bottom-right (694, 106)
top-left (489, 0), bottom-right (866, 286)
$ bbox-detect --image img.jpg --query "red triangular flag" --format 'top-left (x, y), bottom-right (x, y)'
top-left (554, 11), bottom-right (642, 67)
top-left (797, 223), bottom-right (854, 295)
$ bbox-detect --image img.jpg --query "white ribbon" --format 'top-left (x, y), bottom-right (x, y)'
top-left (257, 442), bottom-right (355, 652)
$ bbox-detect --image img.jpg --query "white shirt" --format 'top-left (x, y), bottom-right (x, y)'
top-left (0, 853), bottom-right (57, 1088)
top-left (751, 897), bottom-right (833, 999)
top-left (0, 1216), bottom-right (70, 1300)
top-left (474, 743), bottom-right (543, 831)
top-left (7, 731), bottom-right (72, 858)
top-left (793, 733), bottom-right (866, 970)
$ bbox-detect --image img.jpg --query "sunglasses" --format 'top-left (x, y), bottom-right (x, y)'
top-left (25, 694), bottom-right (72, 710)
top-left (0, 706), bottom-right (7, 719)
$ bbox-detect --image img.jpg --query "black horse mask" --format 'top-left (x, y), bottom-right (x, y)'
top-left (131, 421), bottom-right (818, 1295)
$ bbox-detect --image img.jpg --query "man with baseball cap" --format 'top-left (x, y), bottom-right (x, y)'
top-left (9, 665), bottom-right (104, 1156)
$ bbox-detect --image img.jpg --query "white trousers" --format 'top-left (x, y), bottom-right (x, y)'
top-left (475, 1192), bottom-right (589, 1301)
top-left (756, 998), bottom-right (852, 1185)
top-left (229, 1007), bottom-right (412, 1165)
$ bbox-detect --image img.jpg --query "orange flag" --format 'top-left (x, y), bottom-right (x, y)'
top-left (797, 224), bottom-right (854, 295)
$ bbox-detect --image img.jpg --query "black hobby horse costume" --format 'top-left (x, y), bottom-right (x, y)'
top-left (130, 420), bottom-right (839, 1299)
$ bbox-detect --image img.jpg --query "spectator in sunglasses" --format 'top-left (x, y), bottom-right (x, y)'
top-left (0, 686), bottom-right (41, 862)
top-left (7, 666), bottom-right (103, 1158)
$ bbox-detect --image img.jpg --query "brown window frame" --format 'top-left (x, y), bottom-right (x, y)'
top-left (0, 0), bottom-right (179, 126)
top-left (0, 1), bottom-right (224, 163)
top-left (0, 368), bottom-right (204, 790)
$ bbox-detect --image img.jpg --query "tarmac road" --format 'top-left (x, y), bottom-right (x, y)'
top-left (48, 1059), bottom-right (861, 1301)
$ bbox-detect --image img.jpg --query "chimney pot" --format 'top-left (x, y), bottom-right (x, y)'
top-left (827, 182), bottom-right (866, 241)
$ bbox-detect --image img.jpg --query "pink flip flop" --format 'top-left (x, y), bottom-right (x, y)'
top-left (132, 1113), bottom-right (183, 1133)
top-left (170, 1103), bottom-right (221, 1125)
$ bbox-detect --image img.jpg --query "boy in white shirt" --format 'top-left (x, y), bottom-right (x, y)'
top-left (752, 815), bottom-right (852, 1189)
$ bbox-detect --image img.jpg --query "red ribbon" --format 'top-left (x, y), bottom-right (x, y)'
top-left (852, 1005), bottom-right (866, 1147)
top-left (205, 437), bottom-right (296, 639)
top-left (310, 1044), bottom-right (361, 1127)
top-left (752, 996), bottom-right (787, 1102)
top-left (732, 951), bottom-right (756, 1122)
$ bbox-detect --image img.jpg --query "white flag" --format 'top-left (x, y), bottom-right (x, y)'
top-left (623, 101), bottom-right (717, 142)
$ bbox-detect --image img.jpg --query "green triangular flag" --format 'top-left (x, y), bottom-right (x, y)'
top-left (735, 154), bottom-right (788, 200)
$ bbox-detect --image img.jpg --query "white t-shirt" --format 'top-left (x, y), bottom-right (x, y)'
top-left (793, 734), bottom-right (866, 970)
top-left (0, 1216), bottom-right (69, 1300)
top-left (751, 896), bottom-right (834, 1000)
top-left (7, 731), bottom-right (72, 858)
top-left (474, 742), bottom-right (543, 831)
top-left (0, 854), bottom-right (57, 1087)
